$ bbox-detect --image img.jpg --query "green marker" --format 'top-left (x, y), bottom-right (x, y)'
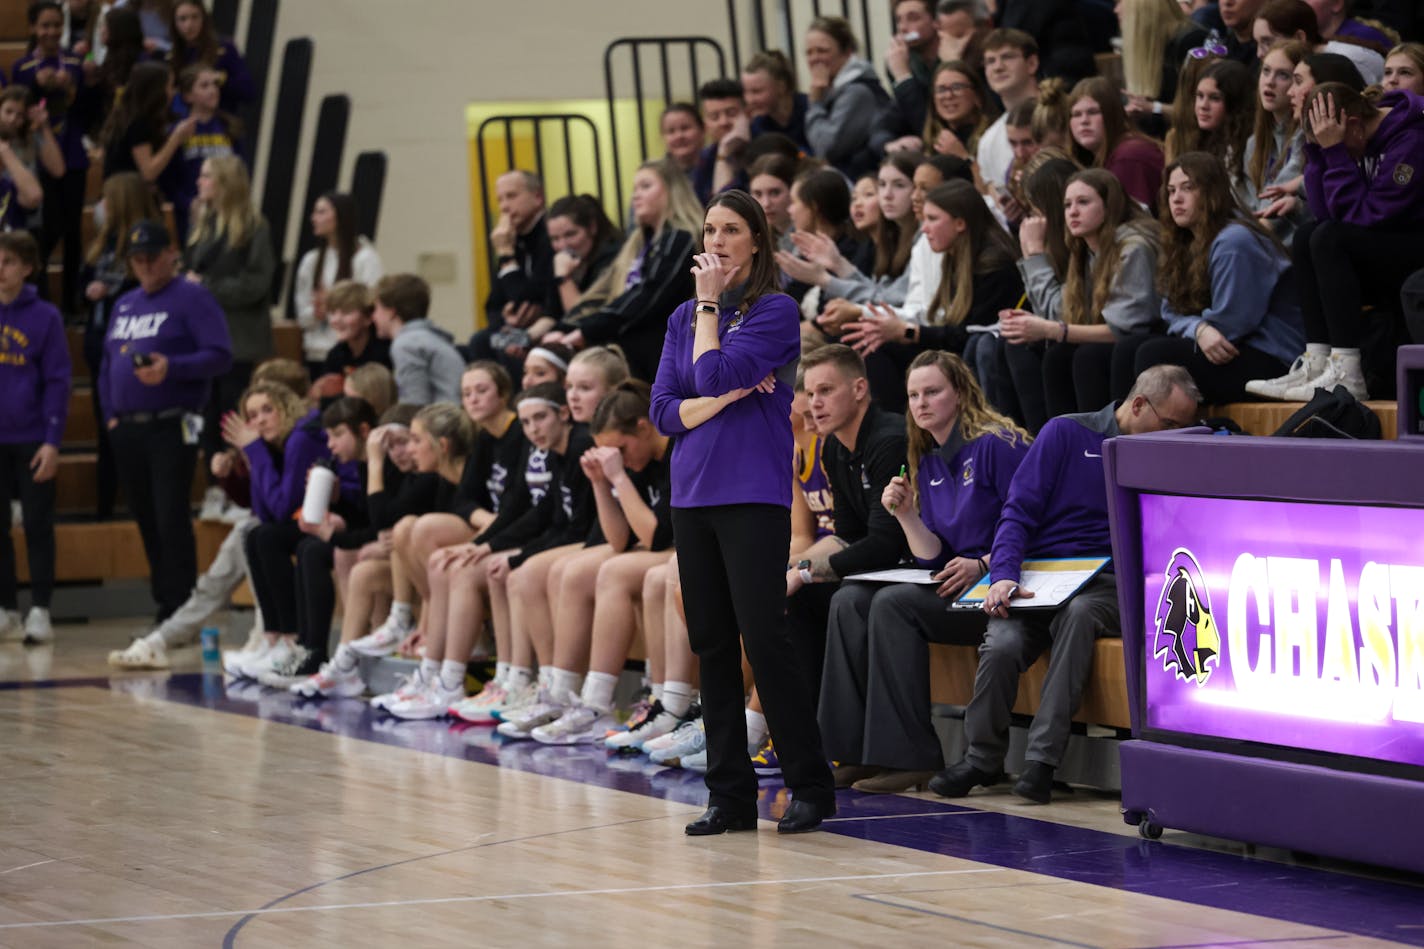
top-left (889, 463), bottom-right (907, 513)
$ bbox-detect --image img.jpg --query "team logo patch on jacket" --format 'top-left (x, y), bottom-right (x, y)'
top-left (1394, 163), bottom-right (1415, 186)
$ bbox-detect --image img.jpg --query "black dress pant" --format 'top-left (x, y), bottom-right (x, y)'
top-left (111, 417), bottom-right (198, 622)
top-left (673, 504), bottom-right (835, 812)
top-left (295, 534), bottom-right (336, 662)
top-left (786, 581), bottom-right (837, 706)
top-left (244, 520), bottom-right (304, 635)
top-left (82, 323), bottom-right (117, 519)
top-left (202, 361), bottom-right (254, 477)
top-left (1134, 336), bottom-right (1289, 405)
top-left (0, 442), bottom-right (57, 611)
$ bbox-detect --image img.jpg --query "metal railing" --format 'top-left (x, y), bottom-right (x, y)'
top-left (472, 113), bottom-right (605, 264)
top-left (724, 0), bottom-right (887, 77)
top-left (603, 36), bottom-right (727, 221)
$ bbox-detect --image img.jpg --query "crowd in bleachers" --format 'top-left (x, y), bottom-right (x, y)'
top-left (3, 0), bottom-right (1424, 830)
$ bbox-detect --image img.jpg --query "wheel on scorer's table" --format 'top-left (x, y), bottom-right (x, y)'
top-left (1138, 816), bottom-right (1163, 840)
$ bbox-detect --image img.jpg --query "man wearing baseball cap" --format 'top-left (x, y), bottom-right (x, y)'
top-left (100, 219), bottom-right (233, 623)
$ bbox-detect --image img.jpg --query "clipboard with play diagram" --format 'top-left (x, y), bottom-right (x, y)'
top-left (952, 557), bottom-right (1111, 610)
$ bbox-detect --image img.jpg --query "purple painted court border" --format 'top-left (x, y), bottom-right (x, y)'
top-left (24, 673), bottom-right (1424, 944)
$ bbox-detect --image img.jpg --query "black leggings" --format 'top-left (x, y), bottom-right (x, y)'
top-left (0, 442), bottom-right (57, 610)
top-left (111, 417), bottom-right (198, 622)
top-left (1295, 218), bottom-right (1424, 347)
top-left (1134, 336), bottom-right (1289, 405)
top-left (38, 168), bottom-right (87, 314)
top-left (295, 535), bottom-right (336, 662)
top-left (245, 520), bottom-right (304, 635)
top-left (673, 504), bottom-right (834, 812)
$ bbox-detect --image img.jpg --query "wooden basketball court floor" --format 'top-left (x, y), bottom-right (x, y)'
top-left (2, 620), bottom-right (1422, 948)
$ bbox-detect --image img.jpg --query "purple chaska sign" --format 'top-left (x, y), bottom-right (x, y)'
top-left (1139, 493), bottom-right (1424, 769)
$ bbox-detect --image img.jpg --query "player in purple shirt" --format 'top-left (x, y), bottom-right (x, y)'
top-left (651, 190), bottom-right (835, 835)
top-left (929, 365), bottom-right (1199, 805)
top-left (821, 351), bottom-right (1030, 794)
top-left (100, 219), bottom-right (232, 623)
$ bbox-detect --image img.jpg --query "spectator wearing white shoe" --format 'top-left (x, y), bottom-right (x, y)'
top-left (452, 349), bottom-right (628, 723)
top-left (532, 383), bottom-right (675, 745)
top-left (110, 357), bottom-right (311, 671)
top-left (365, 361), bottom-right (528, 664)
top-left (290, 403), bottom-right (420, 698)
top-left (1246, 82), bottom-right (1424, 401)
top-left (227, 381), bottom-right (340, 682)
top-left (1135, 152), bottom-right (1306, 403)
top-left (0, 232), bottom-right (69, 646)
top-left (392, 383), bottom-right (593, 722)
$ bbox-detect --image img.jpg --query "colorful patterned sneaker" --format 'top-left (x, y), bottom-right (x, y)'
top-left (449, 680), bottom-right (509, 724)
top-left (370, 667), bottom-right (430, 712)
top-left (348, 614), bottom-right (413, 658)
top-left (532, 704), bottom-right (619, 745)
top-left (109, 637), bottom-right (171, 670)
top-left (495, 688), bottom-right (565, 739)
top-left (604, 700), bottom-right (683, 752)
top-left (649, 718), bottom-right (706, 766)
top-left (388, 679), bottom-right (466, 720)
top-left (606, 697), bottom-right (653, 738)
top-left (290, 659), bottom-right (365, 698)
top-left (751, 740), bottom-right (781, 776)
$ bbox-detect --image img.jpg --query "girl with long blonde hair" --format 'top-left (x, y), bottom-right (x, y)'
top-left (823, 349), bottom-right (1030, 794)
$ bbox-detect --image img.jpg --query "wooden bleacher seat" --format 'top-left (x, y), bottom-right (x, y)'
top-left (0, 5), bottom-right (28, 42)
top-left (0, 40), bottom-right (25, 78)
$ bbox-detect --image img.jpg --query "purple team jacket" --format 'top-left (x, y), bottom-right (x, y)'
top-left (242, 409), bottom-right (333, 523)
top-left (650, 293), bottom-right (800, 509)
top-left (0, 285), bottom-right (71, 446)
top-left (989, 403), bottom-right (1120, 585)
top-left (1303, 90), bottom-right (1424, 228)
top-left (913, 428), bottom-right (1029, 571)
top-left (100, 276), bottom-right (233, 419)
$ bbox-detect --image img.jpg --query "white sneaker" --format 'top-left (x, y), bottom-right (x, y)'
top-left (222, 629), bottom-right (268, 676)
top-left (649, 718), bottom-right (706, 766)
top-left (291, 656), bottom-right (365, 698)
top-left (348, 614), bottom-right (412, 658)
top-left (532, 704), bottom-right (618, 745)
top-left (0, 609), bottom-right (24, 643)
top-left (1282, 351), bottom-right (1368, 402)
top-left (221, 504), bottom-right (253, 525)
top-left (22, 607), bottom-right (53, 645)
top-left (495, 687), bottom-right (565, 739)
top-left (388, 679), bottom-right (466, 720)
top-left (10, 499), bottom-right (22, 526)
top-left (642, 713), bottom-right (702, 755)
top-left (256, 642), bottom-right (314, 689)
top-left (109, 637), bottom-right (171, 670)
top-left (370, 667), bottom-right (430, 711)
top-left (605, 701), bottom-right (683, 752)
top-left (449, 681), bottom-right (509, 724)
top-left (229, 637), bottom-right (281, 679)
top-left (679, 748), bottom-right (708, 772)
top-left (1244, 351), bottom-right (1327, 400)
top-left (199, 487), bottom-right (228, 521)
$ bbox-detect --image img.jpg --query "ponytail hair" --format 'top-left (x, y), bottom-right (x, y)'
top-left (591, 380), bottom-right (654, 436)
top-left (414, 402), bottom-right (475, 461)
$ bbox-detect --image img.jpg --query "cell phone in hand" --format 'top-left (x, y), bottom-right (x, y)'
top-left (131, 352), bottom-right (153, 368)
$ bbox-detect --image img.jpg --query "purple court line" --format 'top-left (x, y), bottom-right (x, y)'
top-left (15, 673), bottom-right (1424, 945)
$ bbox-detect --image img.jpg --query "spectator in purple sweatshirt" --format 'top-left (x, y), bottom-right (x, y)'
top-left (100, 218), bottom-right (233, 623)
top-left (820, 351), bottom-right (1030, 795)
top-left (168, 0), bottom-right (255, 118)
top-left (0, 232), bottom-right (70, 645)
top-left (930, 364), bottom-right (1200, 805)
top-left (651, 189), bottom-right (836, 836)
top-left (1248, 83), bottom-right (1424, 401)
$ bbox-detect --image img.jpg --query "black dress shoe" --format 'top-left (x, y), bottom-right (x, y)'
top-left (776, 799), bottom-right (836, 834)
top-left (1011, 761), bottom-right (1055, 804)
top-left (685, 805), bottom-right (759, 836)
top-left (928, 759), bottom-right (1003, 798)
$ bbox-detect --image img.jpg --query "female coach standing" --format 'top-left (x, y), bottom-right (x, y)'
top-left (651, 191), bottom-right (835, 836)
top-left (101, 220), bottom-right (232, 623)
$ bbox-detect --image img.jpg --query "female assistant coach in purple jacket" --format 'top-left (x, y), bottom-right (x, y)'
top-left (651, 190), bottom-right (835, 837)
